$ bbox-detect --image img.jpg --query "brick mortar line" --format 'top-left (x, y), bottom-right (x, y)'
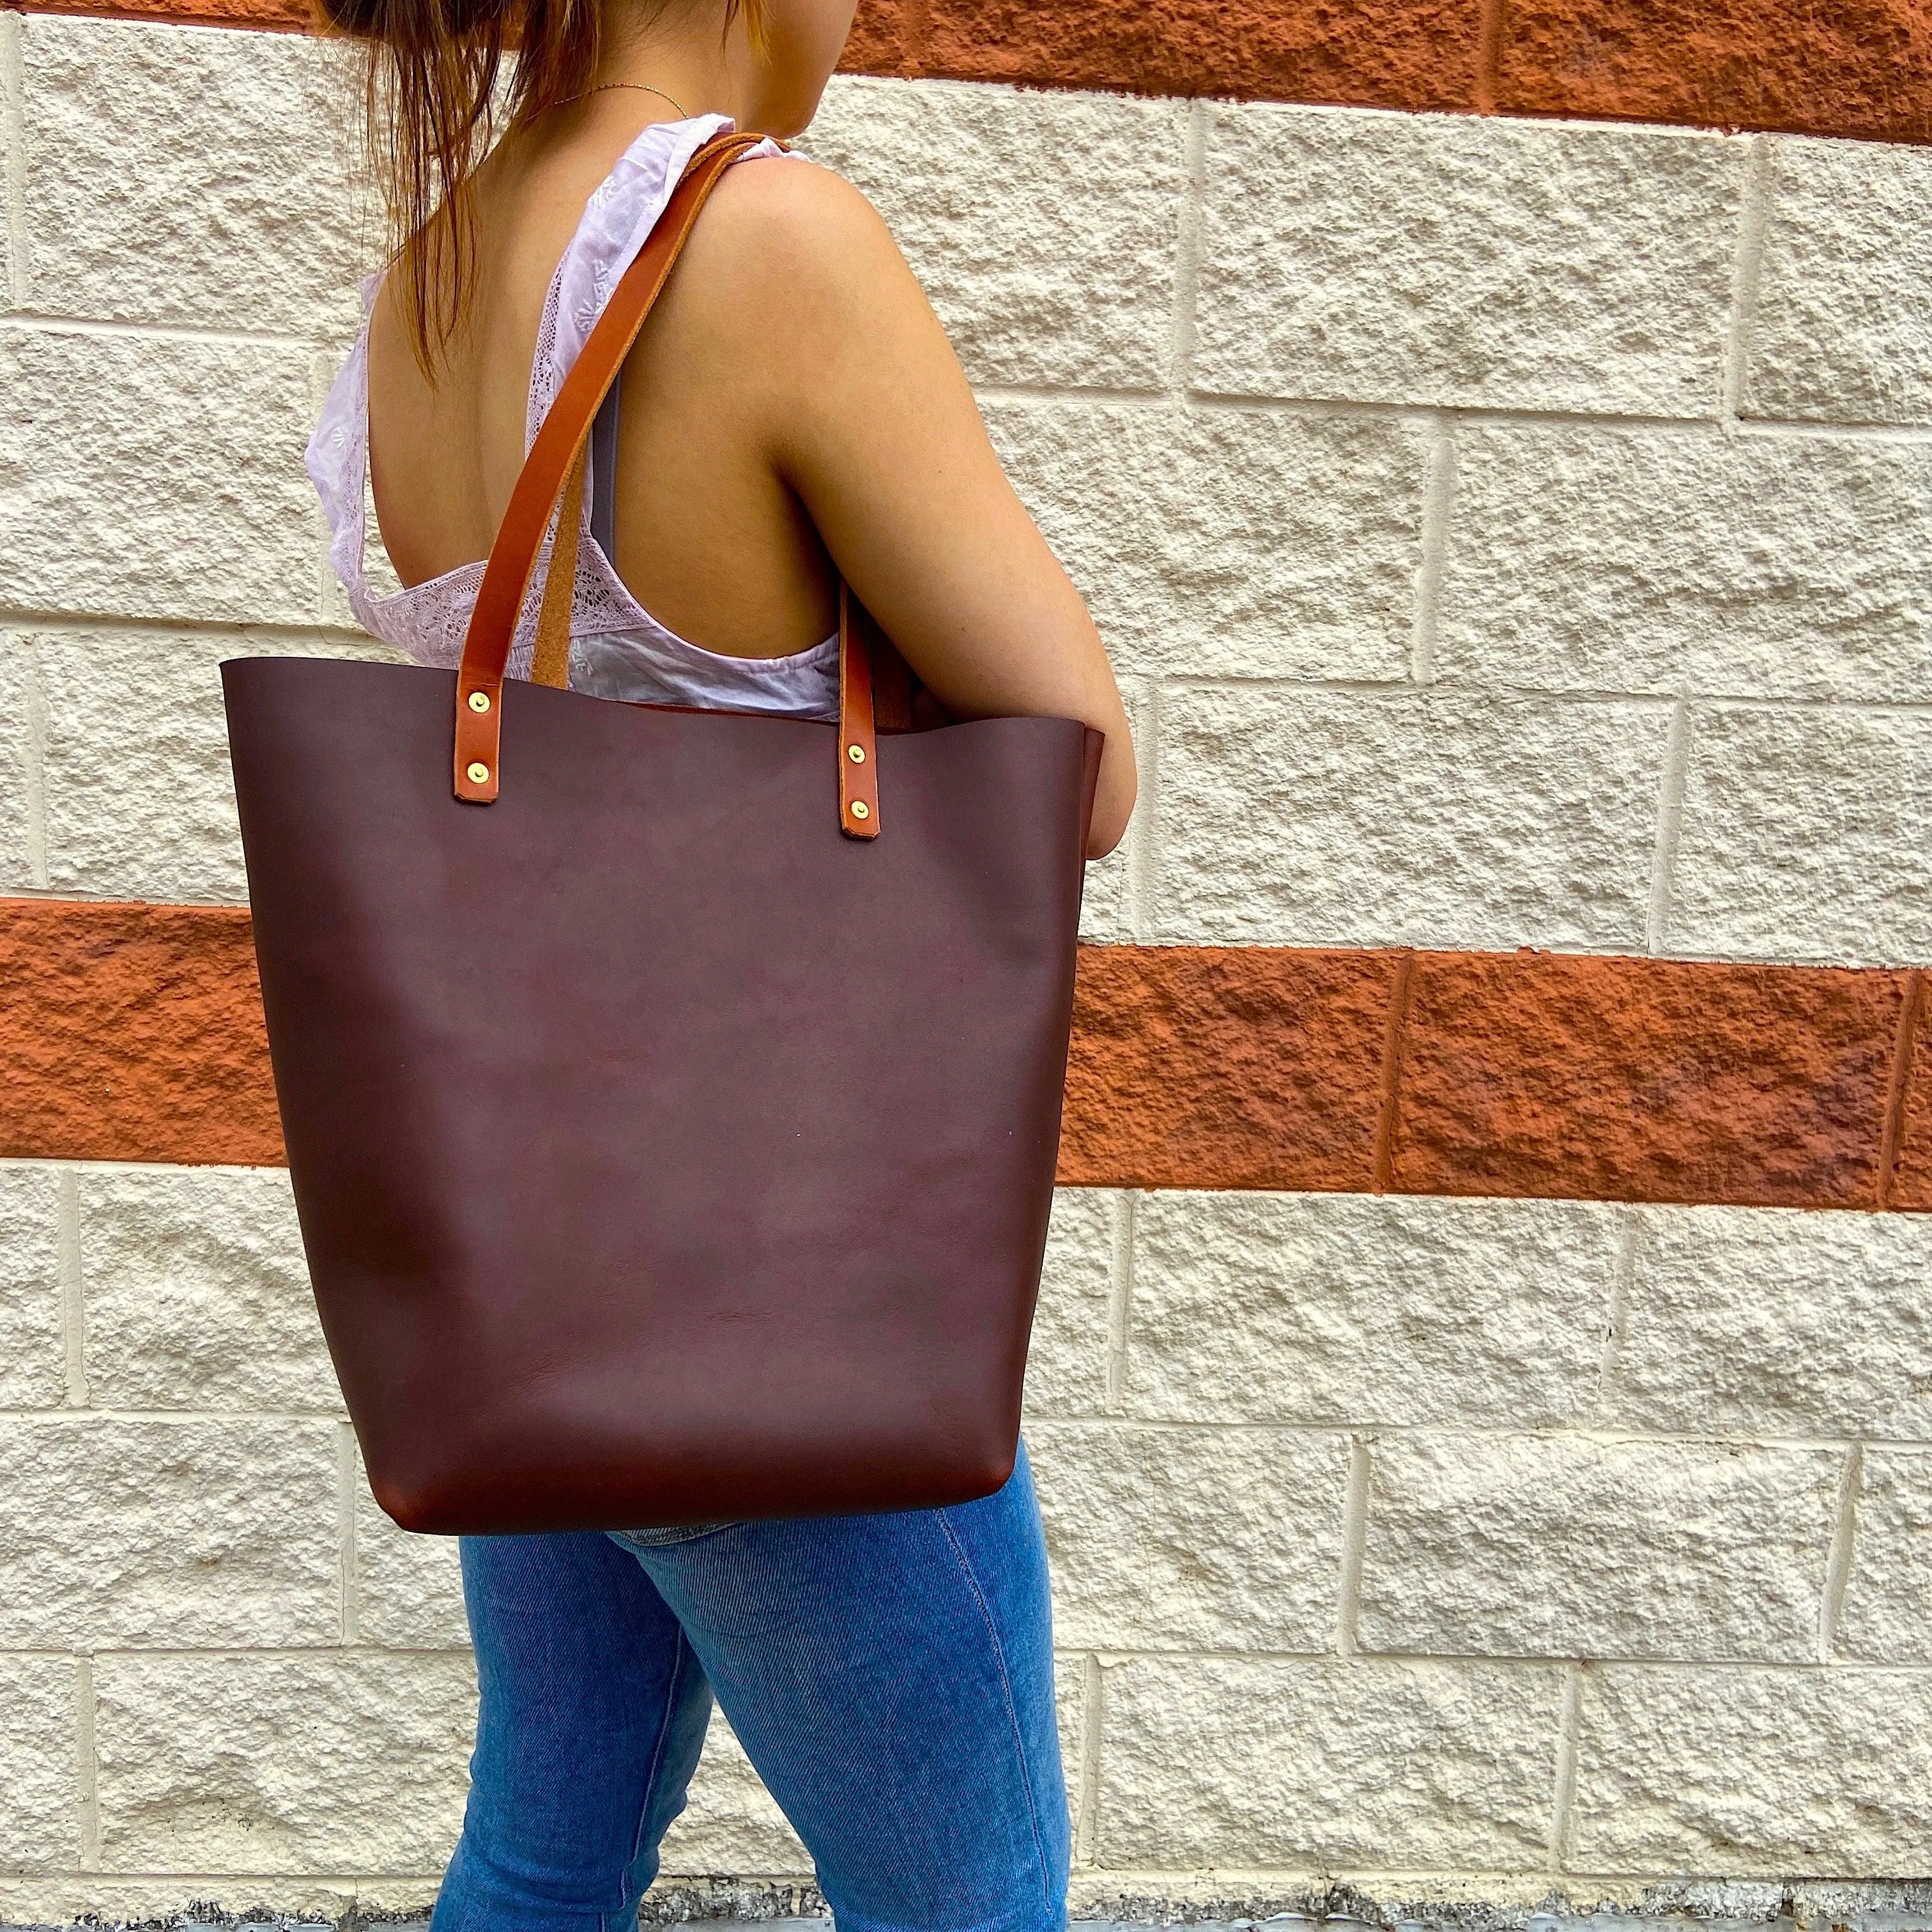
top-left (1073, 1653), bottom-right (1104, 1867)
top-left (1029, 1420), bottom-right (1928, 1452)
top-left (17, 618), bottom-right (1932, 720)
top-left (1816, 1443), bottom-right (1866, 1662)
top-left (988, 383), bottom-right (1932, 441)
top-left (1370, 951), bottom-right (1416, 1193)
top-left (1588, 1212), bottom-right (1639, 1418)
top-left (1546, 1664), bottom-right (1586, 1870)
top-left (10, 1865), bottom-right (1928, 1892)
top-left (1719, 137), bottom-right (1775, 429)
top-left (1101, 1189), bottom-right (1136, 1411)
top-left (1406, 418), bottom-right (1455, 684)
top-left (335, 1422), bottom-right (359, 1646)
top-left (0, 10), bottom-right (26, 312)
top-left (72, 1653), bottom-right (100, 1871)
top-left (4, 1409), bottom-right (1925, 1452)
top-left (1474, 0), bottom-right (1505, 116)
top-left (0, 328), bottom-right (1924, 448)
top-left (1122, 679), bottom-right (1160, 943)
top-left (1334, 1439), bottom-right (1370, 1658)
top-left (0, 309), bottom-right (331, 349)
top-left (1643, 700), bottom-right (1692, 956)
top-left (25, 651), bottom-right (1932, 724)
top-left (10, 1641), bottom-right (1930, 1675)
top-left (19, 631), bottom-right (49, 889)
top-left (0, 611), bottom-right (375, 648)
top-left (1163, 100), bottom-right (1206, 397)
top-left (1876, 970), bottom-right (1924, 1208)
top-left (54, 1169), bottom-right (84, 1404)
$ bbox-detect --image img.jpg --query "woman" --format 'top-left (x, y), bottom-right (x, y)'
top-left (310, 0), bottom-right (1135, 1924)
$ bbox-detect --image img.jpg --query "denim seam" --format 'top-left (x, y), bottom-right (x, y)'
top-left (616, 1625), bottom-right (694, 1932)
top-left (935, 1508), bottom-right (1056, 1922)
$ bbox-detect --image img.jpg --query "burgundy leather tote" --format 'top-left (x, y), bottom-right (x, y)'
top-left (222, 132), bottom-right (1101, 1535)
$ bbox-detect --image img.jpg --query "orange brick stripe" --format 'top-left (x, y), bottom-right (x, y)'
top-left (7, 0), bottom-right (1929, 146)
top-left (4, 896), bottom-right (1929, 1210)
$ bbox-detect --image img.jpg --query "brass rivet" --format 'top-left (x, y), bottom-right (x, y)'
top-left (847, 743), bottom-right (866, 763)
top-left (850, 799), bottom-right (870, 821)
top-left (467, 762), bottom-right (490, 785)
top-left (468, 690), bottom-right (491, 714)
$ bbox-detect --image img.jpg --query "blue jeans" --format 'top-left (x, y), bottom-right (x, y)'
top-left (429, 1445), bottom-right (1068, 1932)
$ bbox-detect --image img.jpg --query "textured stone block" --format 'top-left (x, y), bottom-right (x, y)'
top-left (355, 1474), bottom-right (470, 1650)
top-left (918, 0), bottom-right (1480, 110)
top-left (805, 77), bottom-right (1183, 389)
top-left (1125, 1192), bottom-right (1616, 1429)
top-left (1572, 1665), bottom-right (1932, 1871)
top-left (1023, 1188), bottom-right (1115, 1420)
top-left (36, 630), bottom-right (390, 905)
top-left (1666, 705), bottom-right (1932, 965)
top-left (0, 1654), bottom-right (79, 1874)
top-left (1099, 1655), bottom-right (1561, 1868)
top-left (1153, 684), bottom-right (1665, 949)
top-left (1029, 1420), bottom-right (1346, 1651)
top-left (985, 400), bottom-right (1425, 680)
top-left (94, 1650), bottom-right (476, 1873)
top-left (1497, 0), bottom-right (1932, 145)
top-left (657, 1712), bottom-right (811, 1877)
top-left (1745, 137), bottom-right (1932, 425)
top-left (1838, 1450), bottom-right (1932, 1664)
top-left (1436, 425), bottom-right (1932, 700)
top-left (1614, 1207), bottom-right (1932, 1438)
top-left (36, 629), bottom-right (246, 903)
top-left (0, 1416), bottom-right (339, 1646)
top-left (0, 331), bottom-right (319, 624)
top-left (1390, 951), bottom-right (1904, 1208)
top-left (1075, 838), bottom-right (1131, 947)
top-left (839, 0), bottom-right (914, 75)
top-left (0, 1165), bottom-right (67, 1409)
top-left (1194, 106), bottom-right (1743, 414)
top-left (22, 15), bottom-right (366, 339)
top-left (0, 900), bottom-right (283, 1167)
top-left (1059, 945), bottom-right (1397, 1192)
top-left (1358, 1434), bottom-right (1842, 1663)
top-left (79, 1165), bottom-right (337, 1412)
top-left (0, 639), bottom-right (39, 893)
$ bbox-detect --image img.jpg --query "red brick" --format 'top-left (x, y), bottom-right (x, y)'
top-left (0, 899), bottom-right (283, 1167)
top-left (1497, 0), bottom-right (1932, 144)
top-left (920, 0), bottom-right (1481, 112)
top-left (1389, 949), bottom-right (1906, 1209)
top-left (1059, 944), bottom-right (1397, 1191)
top-left (839, 0), bottom-right (920, 76)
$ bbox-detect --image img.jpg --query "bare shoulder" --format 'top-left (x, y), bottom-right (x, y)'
top-left (674, 153), bottom-right (928, 337)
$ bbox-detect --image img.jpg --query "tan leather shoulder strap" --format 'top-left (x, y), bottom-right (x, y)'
top-left (450, 128), bottom-right (887, 839)
top-left (453, 130), bottom-right (763, 804)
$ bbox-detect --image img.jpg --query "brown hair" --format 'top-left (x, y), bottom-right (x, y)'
top-left (325, 0), bottom-right (765, 370)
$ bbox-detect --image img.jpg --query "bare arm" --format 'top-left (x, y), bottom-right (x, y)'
top-left (694, 157), bottom-right (1136, 857)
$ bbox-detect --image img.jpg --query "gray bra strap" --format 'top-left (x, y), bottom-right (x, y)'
top-left (589, 378), bottom-right (622, 558)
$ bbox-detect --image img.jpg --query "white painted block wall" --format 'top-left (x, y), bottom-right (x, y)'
top-left (3, 10), bottom-right (1932, 1914)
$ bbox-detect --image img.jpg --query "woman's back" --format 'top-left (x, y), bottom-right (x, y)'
top-left (362, 105), bottom-right (846, 668)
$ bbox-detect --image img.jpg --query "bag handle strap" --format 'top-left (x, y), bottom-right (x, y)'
top-left (452, 129), bottom-right (882, 840)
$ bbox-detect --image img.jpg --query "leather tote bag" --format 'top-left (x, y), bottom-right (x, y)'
top-left (223, 130), bottom-right (1103, 1536)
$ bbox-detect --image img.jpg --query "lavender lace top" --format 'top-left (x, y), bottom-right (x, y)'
top-left (307, 114), bottom-right (840, 723)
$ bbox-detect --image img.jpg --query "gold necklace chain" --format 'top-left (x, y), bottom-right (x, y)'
top-left (556, 80), bottom-right (691, 118)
